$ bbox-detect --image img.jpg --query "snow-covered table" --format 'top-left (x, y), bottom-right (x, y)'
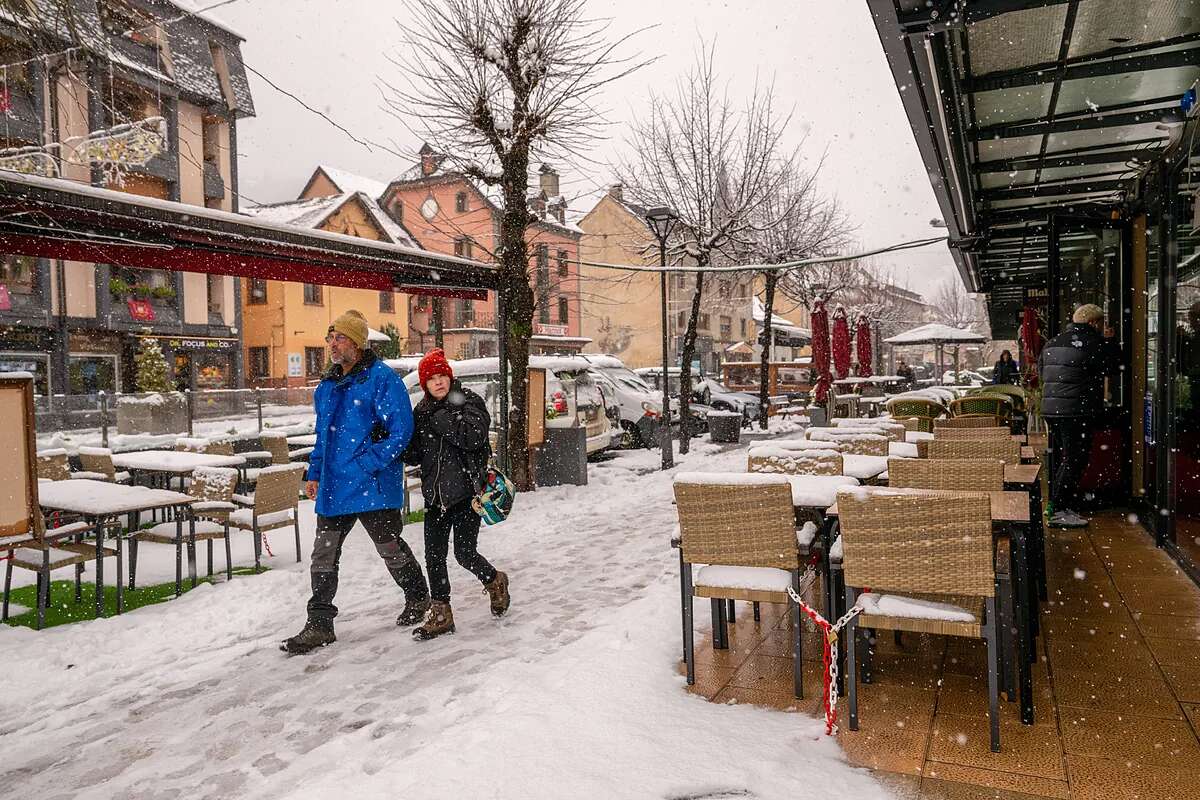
top-left (37, 480), bottom-right (196, 616)
top-left (112, 450), bottom-right (247, 493)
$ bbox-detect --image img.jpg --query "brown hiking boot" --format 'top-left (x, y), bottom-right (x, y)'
top-left (396, 596), bottom-right (431, 627)
top-left (413, 601), bottom-right (455, 640)
top-left (484, 571), bottom-right (510, 617)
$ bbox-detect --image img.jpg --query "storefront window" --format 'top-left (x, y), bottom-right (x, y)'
top-left (0, 254), bottom-right (37, 295)
top-left (68, 354), bottom-right (118, 394)
top-left (0, 353), bottom-right (49, 395)
top-left (195, 351), bottom-right (232, 389)
top-left (1054, 221), bottom-right (1125, 405)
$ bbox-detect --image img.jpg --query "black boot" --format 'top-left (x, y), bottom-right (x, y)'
top-left (280, 621), bottom-right (336, 654)
top-left (396, 596), bottom-right (431, 627)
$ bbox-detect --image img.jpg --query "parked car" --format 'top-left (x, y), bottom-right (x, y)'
top-left (579, 355), bottom-right (665, 449)
top-left (692, 377), bottom-right (761, 427)
top-left (398, 356), bottom-right (618, 456)
top-left (941, 369), bottom-right (987, 386)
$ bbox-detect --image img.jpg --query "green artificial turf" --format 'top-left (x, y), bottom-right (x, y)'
top-left (3, 566), bottom-right (267, 630)
top-left (405, 509), bottom-right (426, 524)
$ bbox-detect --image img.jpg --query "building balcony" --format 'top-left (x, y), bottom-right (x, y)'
top-left (127, 150), bottom-right (177, 184)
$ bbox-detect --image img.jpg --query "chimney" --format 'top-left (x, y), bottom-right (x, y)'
top-left (608, 183), bottom-right (623, 201)
top-left (419, 142), bottom-right (437, 177)
top-left (538, 163), bottom-right (559, 198)
top-left (548, 195), bottom-right (567, 224)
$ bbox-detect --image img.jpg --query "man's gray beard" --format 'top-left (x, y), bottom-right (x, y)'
top-left (329, 351), bottom-right (343, 365)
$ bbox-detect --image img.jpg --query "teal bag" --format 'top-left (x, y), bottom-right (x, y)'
top-left (472, 466), bottom-right (516, 525)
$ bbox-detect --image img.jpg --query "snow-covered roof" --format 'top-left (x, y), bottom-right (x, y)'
top-left (245, 192), bottom-right (418, 249)
top-left (314, 166), bottom-right (389, 201)
top-left (170, 0), bottom-right (245, 40)
top-left (884, 323), bottom-right (986, 345)
top-left (752, 297), bottom-right (810, 339)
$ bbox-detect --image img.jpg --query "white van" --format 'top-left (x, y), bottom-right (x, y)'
top-left (579, 355), bottom-right (665, 448)
top-left (398, 356), bottom-right (618, 456)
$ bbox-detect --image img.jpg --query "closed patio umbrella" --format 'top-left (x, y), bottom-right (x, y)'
top-left (832, 304), bottom-right (851, 379)
top-left (855, 315), bottom-right (873, 378)
top-left (811, 298), bottom-right (832, 404)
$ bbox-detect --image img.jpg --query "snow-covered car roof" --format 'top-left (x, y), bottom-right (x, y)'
top-left (402, 355), bottom-right (595, 391)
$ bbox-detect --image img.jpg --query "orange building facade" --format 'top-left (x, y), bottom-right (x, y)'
top-left (379, 149), bottom-right (587, 359)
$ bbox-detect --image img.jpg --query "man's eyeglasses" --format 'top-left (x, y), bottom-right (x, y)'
top-left (325, 333), bottom-right (351, 345)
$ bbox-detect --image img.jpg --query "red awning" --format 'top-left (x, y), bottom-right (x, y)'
top-left (0, 171), bottom-right (496, 299)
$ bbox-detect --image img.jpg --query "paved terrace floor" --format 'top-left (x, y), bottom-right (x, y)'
top-left (682, 511), bottom-right (1200, 799)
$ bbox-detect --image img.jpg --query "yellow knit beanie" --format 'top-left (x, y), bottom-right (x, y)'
top-left (329, 309), bottom-right (369, 348)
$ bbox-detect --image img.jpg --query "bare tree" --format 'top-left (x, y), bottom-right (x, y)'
top-left (616, 46), bottom-right (791, 453)
top-left (385, 0), bottom-right (645, 488)
top-left (930, 278), bottom-right (986, 377)
top-left (744, 160), bottom-right (851, 428)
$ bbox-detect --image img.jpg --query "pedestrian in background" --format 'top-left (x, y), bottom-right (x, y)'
top-left (993, 349), bottom-right (1019, 385)
top-left (1038, 304), bottom-right (1122, 528)
top-left (282, 310), bottom-right (430, 654)
top-left (405, 348), bottom-right (510, 640)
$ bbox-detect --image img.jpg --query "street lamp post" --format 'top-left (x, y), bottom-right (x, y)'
top-left (646, 206), bottom-right (679, 471)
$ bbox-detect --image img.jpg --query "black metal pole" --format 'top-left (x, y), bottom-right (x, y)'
top-left (497, 288), bottom-right (509, 474)
top-left (660, 237), bottom-right (673, 470)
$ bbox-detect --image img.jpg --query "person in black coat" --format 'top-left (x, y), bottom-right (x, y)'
top-left (992, 350), bottom-right (1019, 385)
top-left (1038, 304), bottom-right (1122, 528)
top-left (404, 349), bottom-right (510, 640)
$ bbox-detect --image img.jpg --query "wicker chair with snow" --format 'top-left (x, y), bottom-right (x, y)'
top-left (928, 437), bottom-right (1021, 465)
top-left (949, 394), bottom-right (1013, 428)
top-left (36, 450), bottom-right (73, 481)
top-left (806, 428), bottom-right (889, 456)
top-left (673, 473), bottom-right (807, 698)
top-left (934, 426), bottom-right (1013, 441)
top-left (978, 384), bottom-right (1027, 434)
top-left (3, 514), bottom-right (114, 630)
top-left (885, 397), bottom-right (944, 433)
top-left (832, 418), bottom-right (907, 442)
top-left (230, 464), bottom-right (306, 571)
top-left (748, 444), bottom-right (844, 476)
top-left (76, 447), bottom-right (131, 484)
top-left (131, 466), bottom-right (240, 590)
top-left (837, 490), bottom-right (1002, 752)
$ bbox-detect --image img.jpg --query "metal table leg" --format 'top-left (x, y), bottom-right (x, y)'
top-left (115, 522), bottom-right (124, 614)
top-left (187, 509), bottom-right (197, 588)
top-left (174, 513), bottom-right (183, 597)
top-left (1009, 521), bottom-right (1035, 724)
top-left (92, 515), bottom-right (104, 617)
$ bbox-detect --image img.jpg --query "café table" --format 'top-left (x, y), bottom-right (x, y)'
top-left (112, 450), bottom-right (247, 490)
top-left (37, 480), bottom-right (196, 615)
top-left (824, 486), bottom-right (1037, 725)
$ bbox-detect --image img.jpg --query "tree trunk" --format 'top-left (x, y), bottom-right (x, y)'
top-left (433, 298), bottom-right (445, 350)
top-left (498, 169), bottom-right (535, 491)
top-left (676, 270), bottom-right (706, 456)
top-left (757, 271), bottom-right (776, 430)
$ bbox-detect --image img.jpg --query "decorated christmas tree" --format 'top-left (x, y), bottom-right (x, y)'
top-left (134, 337), bottom-right (172, 393)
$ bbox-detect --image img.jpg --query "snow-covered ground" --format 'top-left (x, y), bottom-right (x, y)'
top-left (1, 433), bottom-right (895, 800)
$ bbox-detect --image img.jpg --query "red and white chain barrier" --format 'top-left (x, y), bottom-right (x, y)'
top-left (788, 578), bottom-right (864, 736)
top-left (261, 533), bottom-right (275, 559)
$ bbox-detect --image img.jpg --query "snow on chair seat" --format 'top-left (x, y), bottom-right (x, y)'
top-left (9, 544), bottom-right (113, 570)
top-left (782, 474), bottom-right (859, 509)
top-left (673, 472), bottom-right (807, 698)
top-left (229, 508), bottom-right (294, 529)
top-left (68, 471), bottom-right (111, 481)
top-left (139, 520), bottom-right (228, 544)
top-left (841, 455), bottom-right (889, 482)
top-left (856, 592), bottom-right (983, 637)
top-left (694, 565), bottom-right (794, 596)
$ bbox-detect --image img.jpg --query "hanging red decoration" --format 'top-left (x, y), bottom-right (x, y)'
top-left (811, 298), bottom-right (832, 404)
top-left (832, 304), bottom-right (852, 380)
top-left (855, 315), bottom-right (873, 378)
top-left (1020, 305), bottom-right (1043, 388)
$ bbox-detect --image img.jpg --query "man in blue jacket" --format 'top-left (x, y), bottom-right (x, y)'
top-left (282, 310), bottom-right (430, 654)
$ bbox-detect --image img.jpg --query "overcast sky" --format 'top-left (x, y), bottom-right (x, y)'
top-left (216, 0), bottom-right (960, 298)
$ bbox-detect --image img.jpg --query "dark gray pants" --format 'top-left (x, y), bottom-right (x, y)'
top-left (307, 508), bottom-right (429, 626)
top-left (1047, 416), bottom-right (1093, 511)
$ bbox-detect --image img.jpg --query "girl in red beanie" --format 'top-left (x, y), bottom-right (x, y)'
top-left (404, 349), bottom-right (510, 638)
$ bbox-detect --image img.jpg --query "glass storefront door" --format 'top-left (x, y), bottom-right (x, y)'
top-left (1050, 217), bottom-right (1130, 504)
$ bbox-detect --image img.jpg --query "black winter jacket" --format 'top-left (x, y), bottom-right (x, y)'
top-left (1038, 323), bottom-right (1121, 418)
top-left (992, 358), bottom-right (1019, 386)
top-left (403, 380), bottom-right (491, 510)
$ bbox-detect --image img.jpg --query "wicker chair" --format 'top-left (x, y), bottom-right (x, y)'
top-left (837, 491), bottom-right (1001, 751)
top-left (887, 457), bottom-right (1005, 491)
top-left (949, 394), bottom-right (1013, 427)
top-left (674, 473), bottom-right (806, 698)
top-left (934, 416), bottom-right (997, 429)
top-left (230, 464), bottom-right (305, 571)
top-left (748, 446), bottom-right (843, 476)
top-left (132, 466), bottom-right (240, 590)
top-left (261, 433), bottom-right (291, 465)
top-left (36, 450), bottom-right (73, 481)
top-left (76, 447), bottom-right (131, 484)
top-left (833, 419), bottom-right (907, 442)
top-left (982, 385), bottom-right (1028, 434)
top-left (3, 516), bottom-right (114, 630)
top-left (885, 398), bottom-right (944, 433)
top-left (806, 428), bottom-right (889, 456)
top-left (927, 438), bottom-right (1021, 465)
top-left (934, 426), bottom-right (1012, 441)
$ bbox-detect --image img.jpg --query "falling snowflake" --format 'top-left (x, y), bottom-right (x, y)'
top-left (1074, 568), bottom-right (1087, 579)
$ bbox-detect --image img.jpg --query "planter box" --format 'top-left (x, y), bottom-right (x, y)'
top-left (116, 392), bottom-right (188, 435)
top-left (707, 411), bottom-right (742, 444)
top-left (535, 427), bottom-right (587, 487)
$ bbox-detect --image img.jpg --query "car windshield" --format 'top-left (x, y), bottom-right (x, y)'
top-left (598, 366), bottom-right (653, 393)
